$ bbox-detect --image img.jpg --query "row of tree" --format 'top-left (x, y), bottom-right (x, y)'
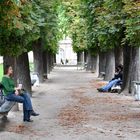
top-left (0, 0), bottom-right (61, 94)
top-left (1, 0), bottom-right (140, 94)
top-left (60, 0), bottom-right (140, 94)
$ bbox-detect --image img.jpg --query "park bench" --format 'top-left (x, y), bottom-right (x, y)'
top-left (77, 62), bottom-right (87, 70)
top-left (110, 81), bottom-right (122, 93)
top-left (30, 72), bottom-right (39, 86)
top-left (0, 83), bottom-right (15, 118)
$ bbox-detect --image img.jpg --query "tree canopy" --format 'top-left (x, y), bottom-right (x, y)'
top-left (0, 0), bottom-right (60, 56)
top-left (59, 0), bottom-right (140, 53)
top-left (0, 0), bottom-right (140, 55)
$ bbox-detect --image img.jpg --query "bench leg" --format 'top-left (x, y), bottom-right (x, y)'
top-left (0, 112), bottom-right (8, 120)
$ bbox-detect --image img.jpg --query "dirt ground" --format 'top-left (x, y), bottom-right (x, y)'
top-left (0, 67), bottom-right (140, 140)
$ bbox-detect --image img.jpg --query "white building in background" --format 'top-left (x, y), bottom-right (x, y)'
top-left (0, 38), bottom-right (77, 65)
top-left (56, 37), bottom-right (77, 65)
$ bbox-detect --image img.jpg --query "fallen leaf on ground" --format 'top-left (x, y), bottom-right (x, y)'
top-left (58, 105), bottom-right (88, 127)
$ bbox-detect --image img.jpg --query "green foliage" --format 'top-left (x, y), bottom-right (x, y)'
top-left (0, 0), bottom-right (61, 56)
top-left (80, 0), bottom-right (125, 53)
top-left (0, 0), bottom-right (42, 56)
top-left (58, 0), bottom-right (87, 53)
top-left (98, 0), bottom-right (124, 50)
top-left (1, 0), bottom-right (140, 57)
top-left (122, 0), bottom-right (140, 47)
top-left (81, 0), bottom-right (140, 54)
top-left (36, 0), bottom-right (61, 53)
top-left (57, 4), bottom-right (70, 38)
top-left (0, 64), bottom-right (3, 81)
top-left (0, 0), bottom-right (23, 56)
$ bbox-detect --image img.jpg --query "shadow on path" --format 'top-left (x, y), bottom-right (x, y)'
top-left (0, 117), bottom-right (10, 132)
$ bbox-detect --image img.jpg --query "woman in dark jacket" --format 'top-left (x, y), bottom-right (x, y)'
top-left (97, 65), bottom-right (123, 92)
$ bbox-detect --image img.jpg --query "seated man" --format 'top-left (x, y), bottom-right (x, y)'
top-left (97, 65), bottom-right (123, 92)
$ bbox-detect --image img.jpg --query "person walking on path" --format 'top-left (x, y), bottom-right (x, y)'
top-left (1, 65), bottom-right (39, 122)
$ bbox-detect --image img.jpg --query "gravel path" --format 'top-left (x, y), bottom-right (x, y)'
top-left (0, 67), bottom-right (140, 140)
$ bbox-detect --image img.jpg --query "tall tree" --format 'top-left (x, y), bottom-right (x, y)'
top-left (121, 0), bottom-right (140, 93)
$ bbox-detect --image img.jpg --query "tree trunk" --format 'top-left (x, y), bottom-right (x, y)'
top-left (84, 50), bottom-right (88, 63)
top-left (77, 52), bottom-right (81, 63)
top-left (81, 52), bottom-right (84, 64)
top-left (77, 52), bottom-right (84, 63)
top-left (129, 47), bottom-right (140, 93)
top-left (16, 52), bottom-right (32, 95)
top-left (42, 51), bottom-right (47, 74)
top-left (54, 54), bottom-right (56, 64)
top-left (51, 53), bottom-right (55, 69)
top-left (93, 54), bottom-right (99, 73)
top-left (49, 52), bottom-right (55, 70)
top-left (86, 51), bottom-right (91, 71)
top-left (90, 56), bottom-right (94, 71)
top-left (114, 47), bottom-right (123, 67)
top-left (90, 54), bottom-right (99, 73)
top-left (98, 52), bottom-right (107, 77)
top-left (121, 46), bottom-right (140, 94)
top-left (42, 50), bottom-right (48, 79)
top-left (3, 56), bottom-right (19, 111)
top-left (121, 45), bottom-right (132, 93)
top-left (33, 39), bottom-right (44, 83)
top-left (48, 52), bottom-right (53, 72)
top-left (46, 51), bottom-right (50, 74)
top-left (46, 51), bottom-right (53, 73)
top-left (104, 49), bottom-right (115, 81)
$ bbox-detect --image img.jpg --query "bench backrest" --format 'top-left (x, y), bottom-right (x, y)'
top-left (0, 83), bottom-right (4, 106)
top-left (0, 83), bottom-right (4, 97)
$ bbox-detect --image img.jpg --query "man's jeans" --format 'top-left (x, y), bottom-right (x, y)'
top-left (5, 92), bottom-right (33, 120)
top-left (101, 79), bottom-right (120, 91)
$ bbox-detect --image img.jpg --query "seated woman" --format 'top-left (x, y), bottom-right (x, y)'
top-left (97, 65), bottom-right (123, 92)
top-left (1, 65), bottom-right (39, 122)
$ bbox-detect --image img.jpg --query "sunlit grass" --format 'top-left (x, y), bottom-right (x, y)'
top-left (0, 64), bottom-right (3, 81)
